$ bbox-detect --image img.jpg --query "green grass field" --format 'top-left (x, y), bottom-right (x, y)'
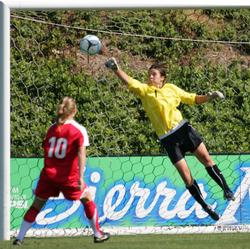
top-left (1, 233), bottom-right (250, 249)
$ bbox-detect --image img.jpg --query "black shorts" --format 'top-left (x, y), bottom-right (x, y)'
top-left (160, 122), bottom-right (203, 164)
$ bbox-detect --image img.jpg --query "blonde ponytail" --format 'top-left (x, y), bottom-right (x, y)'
top-left (56, 97), bottom-right (77, 125)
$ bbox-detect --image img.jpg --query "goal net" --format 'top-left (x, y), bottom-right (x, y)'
top-left (10, 9), bottom-right (250, 237)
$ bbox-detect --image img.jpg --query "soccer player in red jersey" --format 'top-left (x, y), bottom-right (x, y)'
top-left (13, 97), bottom-right (110, 245)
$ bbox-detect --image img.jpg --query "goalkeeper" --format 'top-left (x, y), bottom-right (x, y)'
top-left (105, 57), bottom-right (235, 221)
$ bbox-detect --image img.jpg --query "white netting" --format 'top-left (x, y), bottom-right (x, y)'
top-left (10, 9), bottom-right (250, 237)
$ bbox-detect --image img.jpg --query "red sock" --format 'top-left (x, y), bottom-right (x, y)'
top-left (83, 200), bottom-right (101, 236)
top-left (24, 206), bottom-right (39, 223)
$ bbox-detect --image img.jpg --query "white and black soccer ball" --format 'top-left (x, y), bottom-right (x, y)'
top-left (80, 35), bottom-right (101, 56)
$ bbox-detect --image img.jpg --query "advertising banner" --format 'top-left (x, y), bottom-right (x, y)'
top-left (11, 155), bottom-right (250, 231)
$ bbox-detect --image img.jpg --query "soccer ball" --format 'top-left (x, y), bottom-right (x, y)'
top-left (80, 35), bottom-right (101, 56)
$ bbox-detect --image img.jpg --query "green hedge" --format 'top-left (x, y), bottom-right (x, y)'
top-left (10, 9), bottom-right (250, 156)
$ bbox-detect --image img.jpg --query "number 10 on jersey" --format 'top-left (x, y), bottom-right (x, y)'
top-left (48, 137), bottom-right (68, 159)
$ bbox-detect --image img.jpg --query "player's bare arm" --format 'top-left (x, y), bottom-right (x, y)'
top-left (78, 145), bottom-right (86, 190)
top-left (195, 91), bottom-right (225, 104)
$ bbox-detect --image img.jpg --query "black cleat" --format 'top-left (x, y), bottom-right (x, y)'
top-left (13, 239), bottom-right (22, 246)
top-left (204, 206), bottom-right (220, 221)
top-left (224, 190), bottom-right (235, 201)
top-left (94, 232), bottom-right (110, 243)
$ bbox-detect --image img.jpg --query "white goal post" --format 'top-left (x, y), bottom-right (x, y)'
top-left (0, 0), bottom-right (249, 241)
top-left (0, 0), bottom-right (10, 242)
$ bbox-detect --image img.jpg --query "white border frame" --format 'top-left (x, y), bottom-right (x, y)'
top-left (1, 0), bottom-right (250, 241)
top-left (4, 0), bottom-right (250, 9)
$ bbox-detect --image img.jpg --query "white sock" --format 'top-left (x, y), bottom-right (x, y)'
top-left (88, 210), bottom-right (102, 237)
top-left (16, 220), bottom-right (33, 241)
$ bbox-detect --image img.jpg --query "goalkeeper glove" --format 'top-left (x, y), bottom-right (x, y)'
top-left (207, 91), bottom-right (225, 100)
top-left (105, 57), bottom-right (119, 71)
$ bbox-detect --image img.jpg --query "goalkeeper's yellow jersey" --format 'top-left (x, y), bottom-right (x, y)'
top-left (127, 77), bottom-right (196, 138)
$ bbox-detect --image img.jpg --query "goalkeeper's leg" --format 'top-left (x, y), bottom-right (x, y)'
top-left (194, 143), bottom-right (235, 201)
top-left (175, 159), bottom-right (220, 221)
top-left (187, 180), bottom-right (220, 220)
top-left (206, 164), bottom-right (235, 201)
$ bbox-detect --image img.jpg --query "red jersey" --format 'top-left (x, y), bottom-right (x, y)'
top-left (41, 120), bottom-right (89, 183)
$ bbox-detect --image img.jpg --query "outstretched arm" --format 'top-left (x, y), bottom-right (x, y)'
top-left (195, 91), bottom-right (225, 104)
top-left (195, 95), bottom-right (210, 104)
top-left (105, 57), bottom-right (130, 85)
